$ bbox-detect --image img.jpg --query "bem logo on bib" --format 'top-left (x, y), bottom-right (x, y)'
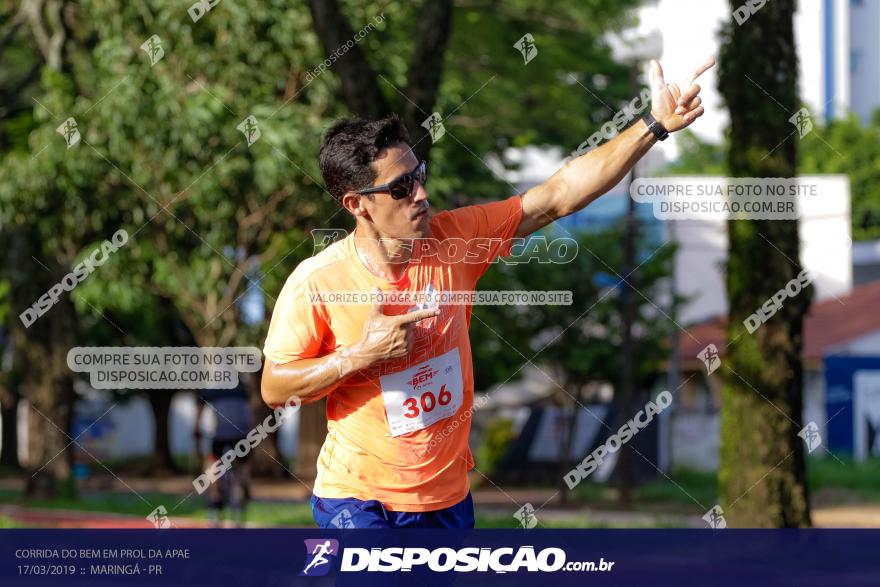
top-left (407, 364), bottom-right (438, 389)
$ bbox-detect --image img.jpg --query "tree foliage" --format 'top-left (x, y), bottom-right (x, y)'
top-left (799, 113), bottom-right (880, 241)
top-left (472, 224), bottom-right (677, 395)
top-left (0, 0), bottom-right (644, 491)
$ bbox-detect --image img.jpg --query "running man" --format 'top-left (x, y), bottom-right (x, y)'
top-left (261, 59), bottom-right (714, 528)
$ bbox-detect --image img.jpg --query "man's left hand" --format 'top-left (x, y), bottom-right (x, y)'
top-left (650, 57), bottom-right (716, 133)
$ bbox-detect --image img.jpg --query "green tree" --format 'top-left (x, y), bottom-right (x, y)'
top-left (1, 0), bottom-right (339, 491)
top-left (717, 0), bottom-right (811, 527)
top-left (664, 130), bottom-right (726, 176)
top-left (0, 0), bottom-right (45, 472)
top-left (472, 224), bottom-right (679, 498)
top-left (0, 0), bottom-right (643, 493)
top-left (799, 112), bottom-right (880, 240)
top-left (0, 0), bottom-right (86, 497)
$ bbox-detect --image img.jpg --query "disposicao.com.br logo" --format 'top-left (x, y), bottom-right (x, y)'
top-left (298, 538), bottom-right (615, 576)
top-left (341, 545), bottom-right (612, 574)
top-left (300, 539), bottom-right (339, 577)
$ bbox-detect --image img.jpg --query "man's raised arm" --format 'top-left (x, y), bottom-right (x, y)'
top-left (515, 58), bottom-right (715, 238)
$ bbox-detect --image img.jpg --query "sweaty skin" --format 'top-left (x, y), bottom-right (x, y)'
top-left (260, 291), bottom-right (439, 407)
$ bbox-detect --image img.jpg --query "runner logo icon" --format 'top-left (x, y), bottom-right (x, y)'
top-left (300, 539), bottom-right (339, 577)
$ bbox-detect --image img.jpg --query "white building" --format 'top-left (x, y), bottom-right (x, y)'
top-left (671, 175), bottom-right (852, 325)
top-left (849, 0), bottom-right (880, 124)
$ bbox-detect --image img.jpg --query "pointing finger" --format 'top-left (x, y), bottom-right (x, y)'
top-left (689, 57), bottom-right (716, 84)
top-left (397, 308), bottom-right (441, 325)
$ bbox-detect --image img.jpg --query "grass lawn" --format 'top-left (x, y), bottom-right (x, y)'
top-left (1, 455), bottom-right (877, 528)
top-left (0, 488), bottom-right (319, 526)
top-left (807, 456), bottom-right (880, 502)
top-left (0, 516), bottom-right (24, 528)
top-left (570, 468), bottom-right (716, 510)
top-left (0, 488), bottom-right (641, 528)
top-left (0, 488), bottom-right (203, 517)
top-left (570, 456), bottom-right (880, 509)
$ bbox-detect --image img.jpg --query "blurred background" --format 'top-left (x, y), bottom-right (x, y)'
top-left (1, 0), bottom-right (879, 529)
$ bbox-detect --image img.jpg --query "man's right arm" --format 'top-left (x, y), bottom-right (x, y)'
top-left (260, 290), bottom-right (440, 408)
top-left (261, 347), bottom-right (370, 408)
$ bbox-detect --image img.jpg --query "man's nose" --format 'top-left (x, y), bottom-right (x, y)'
top-left (412, 181), bottom-right (429, 203)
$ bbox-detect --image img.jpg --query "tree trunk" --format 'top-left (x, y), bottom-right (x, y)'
top-left (0, 385), bottom-right (20, 469)
top-left (305, 0), bottom-right (454, 161)
top-left (6, 227), bottom-right (78, 499)
top-left (295, 398), bottom-right (327, 484)
top-left (305, 0), bottom-right (390, 119)
top-left (146, 391), bottom-right (179, 474)
top-left (244, 370), bottom-right (286, 477)
top-left (20, 291), bottom-right (78, 499)
top-left (400, 0), bottom-right (454, 162)
top-left (618, 170), bottom-right (638, 508)
top-left (717, 0), bottom-right (811, 527)
top-left (555, 372), bottom-right (589, 506)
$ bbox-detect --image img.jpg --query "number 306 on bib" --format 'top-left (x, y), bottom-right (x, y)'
top-left (380, 349), bottom-right (464, 437)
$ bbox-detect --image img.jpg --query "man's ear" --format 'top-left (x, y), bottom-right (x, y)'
top-left (341, 192), bottom-right (365, 217)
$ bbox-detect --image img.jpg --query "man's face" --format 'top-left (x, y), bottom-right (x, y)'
top-left (352, 142), bottom-right (430, 239)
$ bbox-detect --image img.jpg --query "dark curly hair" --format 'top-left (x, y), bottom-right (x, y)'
top-left (319, 116), bottom-right (411, 203)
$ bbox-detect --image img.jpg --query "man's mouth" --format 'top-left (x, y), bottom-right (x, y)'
top-left (412, 208), bottom-right (428, 220)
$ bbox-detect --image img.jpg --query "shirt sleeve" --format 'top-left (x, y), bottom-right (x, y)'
top-left (429, 194), bottom-right (523, 283)
top-left (262, 271), bottom-right (328, 364)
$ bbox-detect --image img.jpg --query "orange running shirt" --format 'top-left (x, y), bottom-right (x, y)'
top-left (262, 195), bottom-right (523, 511)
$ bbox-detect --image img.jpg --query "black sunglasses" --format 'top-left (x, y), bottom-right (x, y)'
top-left (355, 160), bottom-right (427, 200)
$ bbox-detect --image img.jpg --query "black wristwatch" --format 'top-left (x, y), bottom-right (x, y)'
top-left (642, 112), bottom-right (669, 141)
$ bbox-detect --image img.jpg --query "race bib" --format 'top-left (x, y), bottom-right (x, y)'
top-left (379, 348), bottom-right (464, 437)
